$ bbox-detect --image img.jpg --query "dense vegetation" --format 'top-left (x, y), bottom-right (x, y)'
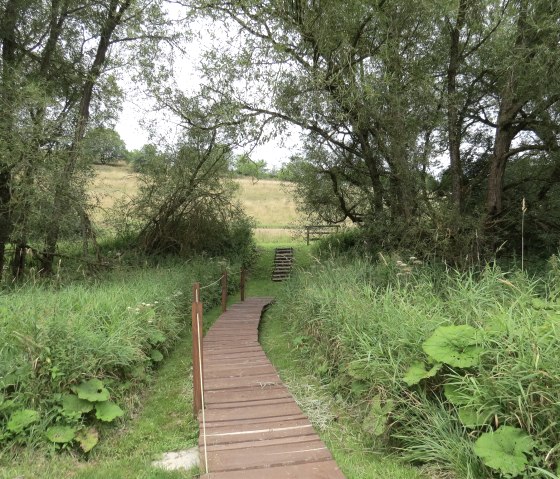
top-left (176, 0), bottom-right (560, 261)
top-left (2, 0), bottom-right (560, 478)
top-left (267, 243), bottom-right (560, 478)
top-left (0, 257), bottom-right (243, 455)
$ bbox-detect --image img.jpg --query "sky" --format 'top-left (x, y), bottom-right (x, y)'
top-left (114, 6), bottom-right (302, 170)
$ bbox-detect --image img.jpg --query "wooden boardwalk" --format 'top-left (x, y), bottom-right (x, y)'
top-left (198, 297), bottom-right (345, 478)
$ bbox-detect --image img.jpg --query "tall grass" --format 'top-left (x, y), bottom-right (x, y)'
top-left (0, 258), bottom-right (237, 450)
top-left (270, 256), bottom-right (560, 478)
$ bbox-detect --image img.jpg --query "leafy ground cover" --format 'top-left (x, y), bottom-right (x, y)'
top-left (266, 253), bottom-right (560, 478)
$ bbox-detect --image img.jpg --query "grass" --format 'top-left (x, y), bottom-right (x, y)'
top-left (248, 244), bottom-right (427, 478)
top-left (2, 240), bottom-right (446, 479)
top-left (0, 258), bottom-right (240, 478)
top-left (234, 178), bottom-right (300, 227)
top-left (265, 253), bottom-right (560, 478)
top-left (90, 164), bottom-right (303, 230)
top-left (260, 306), bottom-right (428, 479)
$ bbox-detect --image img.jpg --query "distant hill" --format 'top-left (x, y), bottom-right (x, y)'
top-left (91, 164), bottom-right (302, 236)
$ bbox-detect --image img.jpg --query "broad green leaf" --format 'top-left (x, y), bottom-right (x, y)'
top-left (46, 425), bottom-right (76, 443)
top-left (95, 401), bottom-right (124, 422)
top-left (75, 427), bottom-right (99, 452)
top-left (150, 349), bottom-right (164, 362)
top-left (443, 384), bottom-right (470, 405)
top-left (149, 330), bottom-right (166, 344)
top-left (7, 409), bottom-right (39, 433)
top-left (474, 426), bottom-right (534, 476)
top-left (422, 325), bottom-right (482, 368)
top-left (362, 395), bottom-right (394, 437)
top-left (457, 406), bottom-right (493, 428)
top-left (61, 394), bottom-right (94, 416)
top-left (74, 379), bottom-right (110, 402)
top-left (403, 362), bottom-right (442, 386)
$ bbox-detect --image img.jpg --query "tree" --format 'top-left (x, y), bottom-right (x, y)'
top-left (81, 127), bottom-right (128, 165)
top-left (0, 0), bottom-right (171, 278)
top-left (232, 154), bottom-right (267, 178)
top-left (126, 129), bottom-right (253, 258)
top-left (182, 0), bottom-right (560, 259)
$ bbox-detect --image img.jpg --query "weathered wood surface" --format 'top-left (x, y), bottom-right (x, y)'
top-left (199, 297), bottom-right (345, 478)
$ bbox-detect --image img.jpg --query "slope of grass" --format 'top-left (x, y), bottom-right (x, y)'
top-left (0, 259), bottom-right (238, 479)
top-left (90, 164), bottom-right (303, 232)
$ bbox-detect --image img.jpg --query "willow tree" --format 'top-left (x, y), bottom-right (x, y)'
top-left (0, 0), bottom-right (171, 279)
top-left (184, 0), bottom-right (442, 238)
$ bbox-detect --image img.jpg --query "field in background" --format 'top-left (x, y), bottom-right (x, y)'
top-left (91, 164), bottom-right (304, 242)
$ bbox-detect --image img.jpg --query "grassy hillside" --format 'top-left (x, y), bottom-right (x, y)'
top-left (90, 164), bottom-right (303, 242)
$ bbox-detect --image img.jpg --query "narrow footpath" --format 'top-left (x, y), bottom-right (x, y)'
top-left (198, 297), bottom-right (345, 478)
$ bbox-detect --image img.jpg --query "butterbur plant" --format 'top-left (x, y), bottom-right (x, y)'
top-left (44, 379), bottom-right (123, 452)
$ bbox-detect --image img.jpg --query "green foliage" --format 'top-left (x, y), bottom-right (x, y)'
top-left (403, 362), bottom-right (442, 386)
top-left (232, 154), bottom-right (268, 178)
top-left (45, 426), bottom-right (76, 444)
top-left (61, 394), bottom-right (94, 416)
top-left (457, 406), bottom-right (493, 429)
top-left (75, 427), bottom-right (99, 453)
top-left (422, 325), bottom-right (482, 368)
top-left (474, 426), bottom-right (534, 477)
top-left (81, 128), bottom-right (128, 165)
top-left (362, 395), bottom-right (394, 437)
top-left (7, 409), bottom-right (39, 434)
top-left (120, 132), bottom-right (256, 265)
top-left (0, 258), bottom-right (236, 451)
top-left (74, 379), bottom-right (110, 402)
top-left (150, 350), bottom-right (163, 362)
top-left (269, 257), bottom-right (560, 477)
top-left (95, 401), bottom-right (124, 422)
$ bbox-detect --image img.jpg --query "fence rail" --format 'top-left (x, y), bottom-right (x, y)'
top-left (305, 225), bottom-right (341, 245)
top-left (191, 267), bottom-right (247, 417)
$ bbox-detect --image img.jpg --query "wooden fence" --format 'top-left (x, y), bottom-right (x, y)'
top-left (191, 268), bottom-right (246, 416)
top-left (305, 225), bottom-right (340, 245)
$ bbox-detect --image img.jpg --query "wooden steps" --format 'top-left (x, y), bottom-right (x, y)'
top-left (272, 247), bottom-right (294, 282)
top-left (198, 297), bottom-right (345, 479)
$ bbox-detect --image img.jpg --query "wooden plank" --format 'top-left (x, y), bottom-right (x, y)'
top-left (204, 460), bottom-right (345, 479)
top-left (204, 439), bottom-right (332, 472)
top-left (198, 296), bottom-right (344, 478)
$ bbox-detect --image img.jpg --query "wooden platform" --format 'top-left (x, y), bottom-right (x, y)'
top-left (198, 297), bottom-right (345, 478)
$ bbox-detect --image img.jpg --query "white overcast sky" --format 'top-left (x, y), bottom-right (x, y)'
top-left (114, 4), bottom-right (301, 169)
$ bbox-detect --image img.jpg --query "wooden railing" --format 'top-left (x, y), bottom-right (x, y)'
top-left (191, 268), bottom-right (246, 417)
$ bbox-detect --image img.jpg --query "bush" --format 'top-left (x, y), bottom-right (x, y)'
top-left (270, 256), bottom-right (560, 478)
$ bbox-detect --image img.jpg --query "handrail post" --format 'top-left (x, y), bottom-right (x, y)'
top-left (192, 282), bottom-right (203, 417)
top-left (221, 270), bottom-right (228, 312)
top-left (240, 268), bottom-right (246, 302)
top-left (306, 226), bottom-right (310, 245)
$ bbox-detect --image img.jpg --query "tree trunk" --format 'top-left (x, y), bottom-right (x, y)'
top-left (485, 0), bottom-right (529, 222)
top-left (0, 0), bottom-right (19, 281)
top-left (447, 0), bottom-right (467, 212)
top-left (486, 119), bottom-right (516, 218)
top-left (41, 0), bottom-right (131, 274)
